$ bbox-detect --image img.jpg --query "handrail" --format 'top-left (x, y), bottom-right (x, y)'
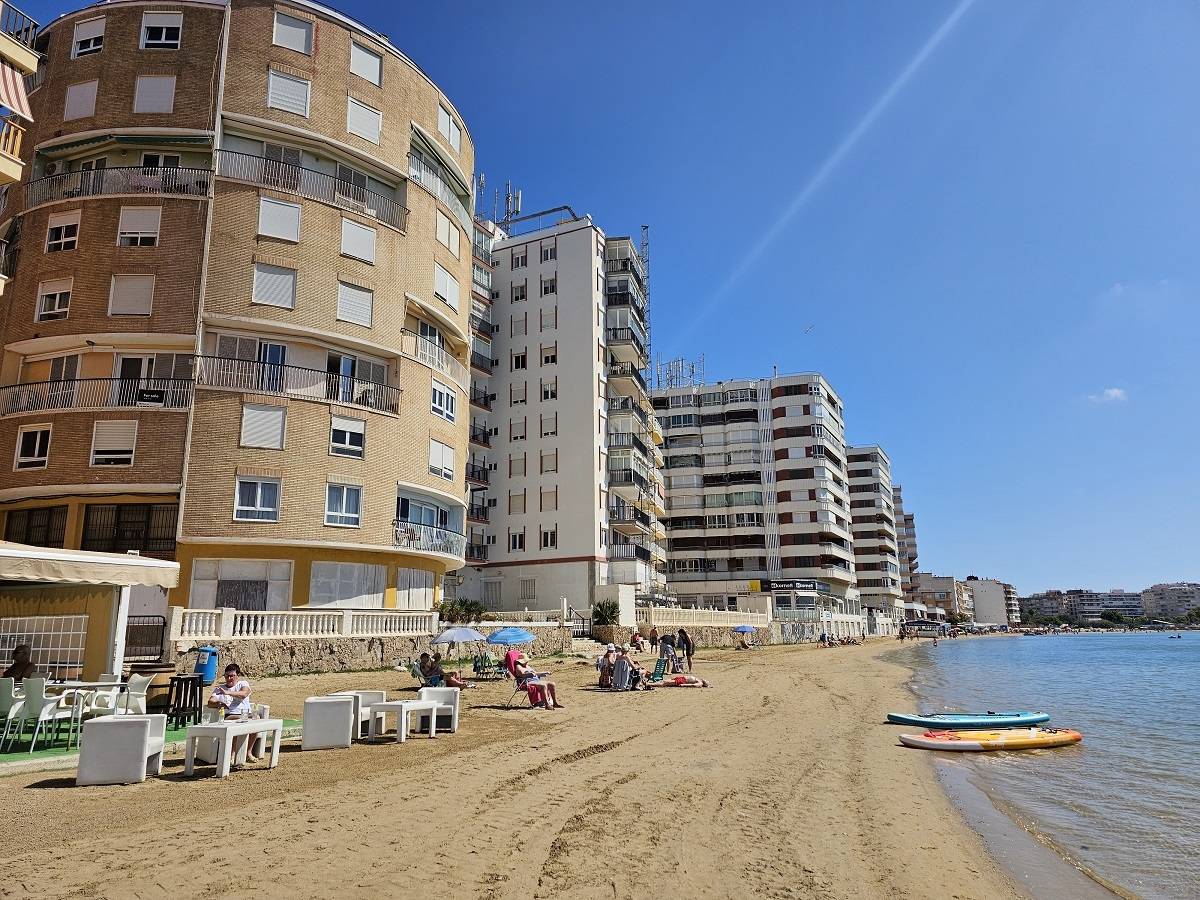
top-left (465, 543), bottom-right (488, 562)
top-left (465, 462), bottom-right (490, 484)
top-left (0, 377), bottom-right (193, 416)
top-left (469, 425), bottom-right (490, 446)
top-left (469, 387), bottom-right (492, 409)
top-left (391, 519), bottom-right (466, 559)
top-left (604, 255), bottom-right (645, 282)
top-left (466, 504), bottom-right (489, 522)
top-left (195, 355), bottom-right (399, 414)
top-left (0, 2), bottom-right (39, 49)
top-left (607, 327), bottom-right (646, 358)
top-left (608, 396), bottom-right (648, 426)
top-left (27, 165), bottom-right (212, 208)
top-left (610, 543), bottom-right (652, 562)
top-left (398, 330), bottom-right (469, 391)
top-left (408, 152), bottom-right (471, 232)
top-left (0, 116), bottom-right (24, 161)
top-left (216, 150), bottom-right (408, 231)
top-left (470, 351), bottom-right (493, 373)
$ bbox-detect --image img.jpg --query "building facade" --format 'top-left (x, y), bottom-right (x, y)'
top-left (892, 484), bottom-right (921, 617)
top-left (913, 573), bottom-right (974, 621)
top-left (964, 577), bottom-right (1020, 625)
top-left (0, 1), bottom-right (40, 295)
top-left (847, 445), bottom-right (901, 634)
top-left (0, 0), bottom-right (477, 616)
top-left (458, 210), bottom-right (666, 611)
top-left (1019, 589), bottom-right (1143, 622)
top-left (1141, 583), bottom-right (1200, 619)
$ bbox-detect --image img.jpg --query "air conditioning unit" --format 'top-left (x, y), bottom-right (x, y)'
top-left (44, 162), bottom-right (59, 176)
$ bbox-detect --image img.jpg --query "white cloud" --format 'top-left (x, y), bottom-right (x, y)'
top-left (1088, 387), bottom-right (1127, 404)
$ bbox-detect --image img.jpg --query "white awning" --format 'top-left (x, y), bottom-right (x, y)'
top-left (0, 542), bottom-right (179, 588)
top-left (0, 61), bottom-right (32, 121)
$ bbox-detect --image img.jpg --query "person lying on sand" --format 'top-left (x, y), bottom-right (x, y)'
top-left (662, 674), bottom-right (711, 688)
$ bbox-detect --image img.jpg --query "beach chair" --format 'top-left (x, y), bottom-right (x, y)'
top-left (665, 647), bottom-right (686, 674)
top-left (473, 653), bottom-right (505, 680)
top-left (503, 652), bottom-right (549, 709)
top-left (407, 662), bottom-right (440, 687)
top-left (645, 658), bottom-right (667, 684)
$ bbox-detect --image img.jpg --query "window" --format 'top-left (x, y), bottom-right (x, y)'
top-left (431, 379), bottom-right (455, 422)
top-left (90, 420), bottom-right (137, 466)
top-left (330, 415), bottom-right (365, 458)
top-left (397, 497), bottom-right (448, 529)
top-left (541, 245), bottom-right (556, 262)
top-left (46, 212), bottom-right (80, 252)
top-left (509, 531), bottom-right (525, 552)
top-left (340, 218), bottom-right (376, 262)
top-left (258, 197), bottom-right (301, 241)
top-left (325, 484), bottom-right (362, 527)
top-left (108, 275), bottom-right (155, 316)
top-left (541, 379), bottom-right (557, 401)
top-left (72, 17), bottom-right (105, 57)
top-left (519, 578), bottom-right (536, 600)
top-left (64, 80), bottom-right (98, 120)
top-left (428, 439), bottom-right (454, 480)
top-left (35, 279), bottom-right (72, 322)
top-left (273, 11), bottom-right (313, 54)
top-left (511, 250), bottom-right (527, 269)
top-left (512, 283), bottom-right (527, 302)
top-left (4, 506), bottom-right (68, 548)
top-left (541, 528), bottom-right (557, 550)
top-left (234, 477), bottom-right (280, 522)
top-left (512, 352), bottom-right (527, 371)
top-left (267, 70), bottom-right (310, 117)
top-left (541, 276), bottom-right (557, 295)
top-left (541, 413), bottom-right (557, 437)
top-left (350, 42), bottom-right (382, 85)
top-left (346, 97), bottom-right (382, 143)
top-left (541, 488), bottom-right (558, 511)
top-left (541, 345), bottom-right (557, 365)
top-left (141, 152), bottom-right (179, 169)
top-left (240, 403), bottom-right (286, 449)
top-left (437, 105), bottom-right (461, 151)
top-left (433, 262), bottom-right (459, 311)
top-left (252, 263), bottom-right (297, 309)
top-left (510, 419), bottom-right (526, 441)
top-left (541, 450), bottom-right (558, 474)
top-left (117, 206), bottom-right (160, 246)
top-left (310, 561), bottom-right (385, 607)
top-left (141, 12), bottom-right (182, 49)
top-left (396, 567), bottom-right (435, 610)
top-left (435, 210), bottom-right (460, 258)
top-left (14, 425), bottom-right (51, 470)
top-left (81, 503), bottom-right (177, 553)
top-left (133, 75), bottom-right (176, 113)
top-left (336, 281), bottom-right (373, 327)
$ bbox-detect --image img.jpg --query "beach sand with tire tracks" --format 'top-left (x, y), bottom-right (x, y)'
top-left (0, 642), bottom-right (1023, 899)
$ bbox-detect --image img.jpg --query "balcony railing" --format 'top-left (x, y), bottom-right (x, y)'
top-left (609, 504), bottom-right (651, 529)
top-left (392, 520), bottom-right (466, 559)
top-left (607, 362), bottom-right (647, 394)
top-left (610, 543), bottom-right (652, 562)
top-left (469, 312), bottom-right (493, 335)
top-left (466, 504), bottom-right (489, 523)
top-left (609, 431), bottom-right (650, 459)
top-left (195, 356), bottom-right (399, 414)
top-left (465, 462), bottom-right (490, 485)
top-left (469, 425), bottom-right (491, 447)
top-left (0, 377), bottom-right (193, 416)
top-left (396, 330), bottom-right (468, 392)
top-left (470, 351), bottom-right (493, 374)
top-left (605, 255), bottom-right (645, 283)
top-left (607, 327), bottom-right (646, 358)
top-left (408, 153), bottom-right (471, 232)
top-left (472, 242), bottom-right (495, 266)
top-left (609, 469), bottom-right (649, 491)
top-left (216, 150), bottom-right (408, 231)
top-left (606, 289), bottom-right (646, 318)
top-left (0, 2), bottom-right (39, 49)
top-left (27, 165), bottom-right (212, 208)
top-left (0, 116), bottom-right (24, 163)
top-left (465, 543), bottom-right (488, 563)
top-left (172, 606), bottom-right (437, 641)
top-left (469, 387), bottom-right (492, 409)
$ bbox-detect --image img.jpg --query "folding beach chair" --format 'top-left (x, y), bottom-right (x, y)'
top-left (646, 657), bottom-right (668, 685)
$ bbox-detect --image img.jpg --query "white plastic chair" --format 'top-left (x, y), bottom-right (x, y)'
top-left (329, 690), bottom-right (387, 739)
top-left (86, 673), bottom-right (121, 716)
top-left (0, 677), bottom-right (21, 717)
top-left (301, 696), bottom-right (354, 750)
top-left (3, 678), bottom-right (74, 752)
top-left (120, 673), bottom-right (154, 714)
top-left (75, 714), bottom-right (166, 785)
top-left (416, 687), bottom-right (461, 733)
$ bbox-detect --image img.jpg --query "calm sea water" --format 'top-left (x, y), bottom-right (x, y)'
top-left (902, 632), bottom-right (1200, 900)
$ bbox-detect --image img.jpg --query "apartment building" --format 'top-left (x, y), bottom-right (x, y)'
top-left (964, 577), bottom-right (1020, 625)
top-left (1019, 589), bottom-right (1143, 622)
top-left (913, 573), bottom-right (974, 621)
top-left (0, 0), bottom-right (478, 616)
top-left (0, 1), bottom-right (39, 296)
top-left (892, 484), bottom-right (920, 613)
top-left (847, 445), bottom-right (901, 634)
top-left (458, 210), bottom-right (666, 610)
top-left (653, 373), bottom-right (864, 630)
top-left (1141, 583), bottom-right (1200, 619)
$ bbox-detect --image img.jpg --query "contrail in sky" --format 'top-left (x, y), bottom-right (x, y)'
top-left (670, 0), bottom-right (976, 348)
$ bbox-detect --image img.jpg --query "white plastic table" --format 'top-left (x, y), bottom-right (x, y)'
top-left (366, 700), bottom-right (439, 743)
top-left (184, 718), bottom-right (283, 777)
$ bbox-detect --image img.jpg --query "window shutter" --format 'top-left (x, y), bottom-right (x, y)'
top-left (109, 275), bottom-right (155, 315)
top-left (435, 210), bottom-right (449, 247)
top-left (92, 420), bottom-right (137, 454)
top-left (50, 354), bottom-right (79, 381)
top-left (340, 218), bottom-right (376, 262)
top-left (267, 70), bottom-right (310, 116)
top-left (47, 210), bottom-right (80, 234)
top-left (350, 43), bottom-right (382, 85)
top-left (273, 12), bottom-right (312, 53)
top-left (133, 75), bottom-right (176, 113)
top-left (346, 98), bottom-right (382, 144)
top-left (73, 17), bottom-right (105, 43)
top-left (117, 206), bottom-right (161, 237)
top-left (216, 334), bottom-right (258, 361)
top-left (240, 403), bottom-right (286, 449)
top-left (434, 263), bottom-right (459, 310)
top-left (336, 282), bottom-right (373, 327)
top-left (257, 197), bottom-right (301, 241)
top-left (64, 81), bottom-right (98, 120)
top-left (252, 263), bottom-right (296, 308)
top-left (142, 12), bottom-right (182, 29)
top-left (360, 360), bottom-right (386, 385)
top-left (332, 415), bottom-right (365, 436)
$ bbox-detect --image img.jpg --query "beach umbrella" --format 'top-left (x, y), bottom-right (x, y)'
top-left (487, 627), bottom-right (537, 645)
top-left (732, 624), bottom-right (756, 633)
top-left (433, 627), bottom-right (487, 644)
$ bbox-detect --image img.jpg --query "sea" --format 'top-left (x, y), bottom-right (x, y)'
top-left (900, 631), bottom-right (1199, 900)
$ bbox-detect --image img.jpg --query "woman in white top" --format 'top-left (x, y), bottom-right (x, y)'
top-left (207, 663), bottom-right (258, 764)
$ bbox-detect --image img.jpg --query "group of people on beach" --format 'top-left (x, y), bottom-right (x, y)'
top-left (820, 633), bottom-right (865, 647)
top-left (594, 629), bottom-right (711, 691)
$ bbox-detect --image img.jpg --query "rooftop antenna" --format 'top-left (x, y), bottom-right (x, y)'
top-left (500, 182), bottom-right (522, 230)
top-left (655, 355), bottom-right (705, 390)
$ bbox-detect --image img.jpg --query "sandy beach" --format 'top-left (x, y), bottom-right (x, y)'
top-left (0, 642), bottom-right (1024, 900)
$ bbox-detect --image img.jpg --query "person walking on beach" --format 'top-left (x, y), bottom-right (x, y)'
top-left (676, 628), bottom-right (694, 672)
top-left (659, 631), bottom-right (675, 658)
top-left (649, 627), bottom-right (659, 653)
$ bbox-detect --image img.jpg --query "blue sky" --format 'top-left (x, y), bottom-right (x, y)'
top-left (26, 1), bottom-right (1200, 593)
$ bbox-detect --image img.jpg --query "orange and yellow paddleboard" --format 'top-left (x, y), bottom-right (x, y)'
top-left (899, 727), bottom-right (1083, 752)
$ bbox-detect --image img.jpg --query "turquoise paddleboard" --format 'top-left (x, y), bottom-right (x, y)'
top-left (886, 711), bottom-right (1051, 729)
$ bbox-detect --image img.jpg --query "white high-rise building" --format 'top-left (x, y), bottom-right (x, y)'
top-left (964, 577), bottom-right (1020, 625)
top-left (847, 445), bottom-right (902, 634)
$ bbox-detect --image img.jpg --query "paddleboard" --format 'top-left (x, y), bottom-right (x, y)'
top-left (899, 727), bottom-right (1083, 752)
top-left (886, 711), bottom-right (1050, 729)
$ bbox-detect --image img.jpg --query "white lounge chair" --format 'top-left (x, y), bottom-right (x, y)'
top-left (415, 686), bottom-right (461, 733)
top-left (301, 696), bottom-right (354, 750)
top-left (328, 690), bottom-right (387, 739)
top-left (3, 678), bottom-right (73, 752)
top-left (75, 714), bottom-right (166, 786)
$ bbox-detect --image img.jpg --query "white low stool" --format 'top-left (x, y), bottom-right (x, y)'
top-left (76, 714), bottom-right (166, 786)
top-left (302, 696), bottom-right (354, 750)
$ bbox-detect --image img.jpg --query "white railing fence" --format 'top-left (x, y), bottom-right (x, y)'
top-left (635, 607), bottom-right (769, 627)
top-left (482, 609), bottom-right (563, 623)
top-left (171, 607), bottom-right (438, 642)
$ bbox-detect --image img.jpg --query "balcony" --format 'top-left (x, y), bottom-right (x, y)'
top-left (408, 152), bottom-right (471, 232)
top-left (609, 503), bottom-right (651, 536)
top-left (605, 254), bottom-right (645, 284)
top-left (0, 2), bottom-right (39, 75)
top-left (470, 351), bottom-right (494, 374)
top-left (472, 242), bottom-right (495, 266)
top-left (466, 462), bottom-right (490, 486)
top-left (466, 504), bottom-right (489, 524)
top-left (216, 150), bottom-right (408, 231)
top-left (0, 116), bottom-right (25, 186)
top-left (606, 327), bottom-right (646, 364)
top-left (469, 312), bottom-right (494, 336)
top-left (607, 362), bottom-right (647, 396)
top-left (399, 330), bottom-right (468, 392)
top-left (195, 356), bottom-right (399, 414)
top-left (392, 520), bottom-right (466, 560)
top-left (0, 377), bottom-right (194, 417)
top-left (469, 387), bottom-right (492, 410)
top-left (27, 165), bottom-right (212, 209)
top-left (610, 543), bottom-right (652, 563)
top-left (608, 396), bottom-right (648, 427)
top-left (469, 425), bottom-right (491, 447)
top-left (606, 289), bottom-right (646, 322)
top-left (609, 468), bottom-right (649, 501)
top-left (465, 543), bottom-right (488, 563)
top-left (608, 431), bottom-right (651, 464)
top-left (472, 264), bottom-right (492, 297)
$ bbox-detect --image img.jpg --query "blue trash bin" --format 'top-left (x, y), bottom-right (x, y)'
top-left (195, 645), bottom-right (219, 685)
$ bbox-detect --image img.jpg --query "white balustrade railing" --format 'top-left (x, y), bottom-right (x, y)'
top-left (484, 609), bottom-right (563, 623)
top-left (171, 607), bottom-right (439, 642)
top-left (635, 607), bottom-right (769, 627)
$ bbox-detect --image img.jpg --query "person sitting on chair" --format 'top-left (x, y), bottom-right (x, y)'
top-left (514, 653), bottom-right (563, 709)
top-left (597, 644), bottom-right (616, 688)
top-left (207, 663), bottom-right (259, 764)
top-left (431, 653), bottom-right (475, 689)
top-left (2, 644), bottom-right (37, 683)
top-left (418, 653), bottom-right (443, 686)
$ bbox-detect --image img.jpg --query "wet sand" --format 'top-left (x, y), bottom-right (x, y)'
top-left (0, 642), bottom-right (1025, 899)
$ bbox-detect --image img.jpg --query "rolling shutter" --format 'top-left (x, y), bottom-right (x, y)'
top-left (252, 263), bottom-right (297, 308)
top-left (142, 12), bottom-right (182, 29)
top-left (336, 282), bottom-right (373, 327)
top-left (73, 17), bottom-right (106, 43)
top-left (92, 420), bottom-right (137, 463)
top-left (350, 43), bottom-right (382, 85)
top-left (133, 75), bottom-right (176, 113)
top-left (117, 206), bottom-right (161, 239)
top-left (273, 12), bottom-right (312, 54)
top-left (240, 403), bottom-right (286, 449)
top-left (434, 263), bottom-right (459, 311)
top-left (267, 70), bottom-right (310, 116)
top-left (359, 359), bottom-right (386, 386)
top-left (340, 218), bottom-right (376, 262)
top-left (109, 275), bottom-right (155, 315)
top-left (216, 335), bottom-right (259, 361)
top-left (346, 98), bottom-right (382, 144)
top-left (257, 197), bottom-right (301, 241)
top-left (64, 81), bottom-right (98, 121)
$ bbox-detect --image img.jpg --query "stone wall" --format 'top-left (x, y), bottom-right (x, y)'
top-left (593, 624), bottom-right (772, 649)
top-left (173, 625), bottom-right (572, 677)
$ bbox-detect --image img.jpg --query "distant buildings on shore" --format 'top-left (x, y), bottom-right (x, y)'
top-left (1141, 583), bottom-right (1200, 619)
top-left (1020, 589), bottom-right (1144, 622)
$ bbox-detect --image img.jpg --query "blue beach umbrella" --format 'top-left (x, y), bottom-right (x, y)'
top-left (732, 624), bottom-right (756, 633)
top-left (433, 627), bottom-right (487, 644)
top-left (487, 627), bottom-right (537, 645)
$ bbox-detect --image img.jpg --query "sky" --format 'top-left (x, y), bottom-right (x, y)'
top-left (24, 0), bottom-right (1200, 594)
